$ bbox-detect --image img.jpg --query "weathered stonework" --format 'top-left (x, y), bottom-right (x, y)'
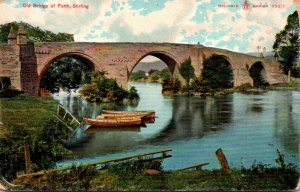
top-left (0, 41), bottom-right (287, 95)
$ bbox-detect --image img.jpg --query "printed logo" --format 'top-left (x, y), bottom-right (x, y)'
top-left (242, 0), bottom-right (251, 10)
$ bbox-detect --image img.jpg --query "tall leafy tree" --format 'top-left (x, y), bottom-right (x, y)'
top-left (40, 57), bottom-right (90, 92)
top-left (273, 11), bottom-right (299, 74)
top-left (180, 57), bottom-right (195, 84)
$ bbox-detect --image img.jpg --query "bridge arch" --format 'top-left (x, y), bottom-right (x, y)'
top-left (38, 52), bottom-right (96, 91)
top-left (127, 51), bottom-right (183, 83)
top-left (248, 61), bottom-right (269, 86)
top-left (201, 54), bottom-right (234, 88)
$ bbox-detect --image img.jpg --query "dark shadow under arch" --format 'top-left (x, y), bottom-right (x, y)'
top-left (39, 53), bottom-right (95, 92)
top-left (249, 61), bottom-right (269, 87)
top-left (201, 54), bottom-right (234, 89)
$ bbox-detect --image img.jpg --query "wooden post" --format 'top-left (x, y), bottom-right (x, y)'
top-left (215, 148), bottom-right (230, 172)
top-left (24, 144), bottom-right (31, 174)
top-left (288, 70), bottom-right (291, 83)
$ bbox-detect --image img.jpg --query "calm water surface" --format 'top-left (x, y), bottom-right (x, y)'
top-left (54, 82), bottom-right (300, 170)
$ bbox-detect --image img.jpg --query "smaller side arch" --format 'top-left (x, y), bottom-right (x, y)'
top-left (248, 61), bottom-right (269, 86)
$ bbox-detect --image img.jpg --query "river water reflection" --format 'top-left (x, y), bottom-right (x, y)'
top-left (54, 82), bottom-right (300, 170)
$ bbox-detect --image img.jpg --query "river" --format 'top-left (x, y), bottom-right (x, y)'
top-left (53, 82), bottom-right (300, 170)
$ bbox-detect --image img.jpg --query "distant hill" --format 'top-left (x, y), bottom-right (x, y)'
top-left (133, 60), bottom-right (168, 72)
top-left (246, 51), bottom-right (275, 57)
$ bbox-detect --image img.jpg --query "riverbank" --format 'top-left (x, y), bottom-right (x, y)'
top-left (0, 93), bottom-right (71, 181)
top-left (0, 94), bottom-right (57, 136)
top-left (12, 153), bottom-right (299, 191)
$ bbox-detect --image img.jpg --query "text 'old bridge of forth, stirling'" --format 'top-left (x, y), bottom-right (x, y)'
top-left (0, 25), bottom-right (288, 95)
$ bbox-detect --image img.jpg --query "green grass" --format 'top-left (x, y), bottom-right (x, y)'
top-left (0, 94), bottom-right (58, 135)
top-left (269, 77), bottom-right (300, 89)
top-left (13, 153), bottom-right (299, 191)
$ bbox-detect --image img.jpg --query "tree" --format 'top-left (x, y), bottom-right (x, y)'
top-left (201, 55), bottom-right (233, 89)
top-left (179, 57), bottom-right (195, 84)
top-left (0, 21), bottom-right (74, 43)
top-left (40, 57), bottom-right (90, 92)
top-left (273, 11), bottom-right (299, 74)
top-left (79, 71), bottom-right (139, 103)
top-left (159, 68), bottom-right (171, 81)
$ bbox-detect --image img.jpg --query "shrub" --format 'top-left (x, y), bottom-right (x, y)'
top-left (0, 118), bottom-right (70, 181)
top-left (79, 71), bottom-right (139, 103)
top-left (127, 86), bottom-right (139, 101)
top-left (130, 71), bottom-right (146, 81)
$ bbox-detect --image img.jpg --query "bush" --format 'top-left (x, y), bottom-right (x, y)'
top-left (151, 71), bottom-right (160, 82)
top-left (127, 86), bottom-right (139, 101)
top-left (130, 71), bottom-right (146, 81)
top-left (79, 71), bottom-right (139, 103)
top-left (0, 118), bottom-right (70, 181)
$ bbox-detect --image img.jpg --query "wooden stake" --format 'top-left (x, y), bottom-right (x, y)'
top-left (215, 148), bottom-right (230, 172)
top-left (24, 144), bottom-right (31, 174)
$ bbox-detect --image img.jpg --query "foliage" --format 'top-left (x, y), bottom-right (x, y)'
top-left (201, 55), bottom-right (234, 89)
top-left (130, 68), bottom-right (171, 83)
top-left (14, 151), bottom-right (299, 191)
top-left (273, 11), bottom-right (299, 74)
top-left (148, 69), bottom-right (159, 75)
top-left (151, 71), bottom-right (160, 81)
top-left (127, 86), bottom-right (139, 100)
top-left (40, 57), bottom-right (90, 92)
top-left (0, 95), bottom-right (69, 180)
top-left (130, 70), bottom-right (145, 81)
top-left (14, 166), bottom-right (97, 191)
top-left (179, 57), bottom-right (195, 84)
top-left (160, 68), bottom-right (171, 80)
top-left (190, 77), bottom-right (202, 92)
top-left (0, 118), bottom-right (70, 181)
top-left (79, 71), bottom-right (139, 102)
top-left (0, 21), bottom-right (74, 43)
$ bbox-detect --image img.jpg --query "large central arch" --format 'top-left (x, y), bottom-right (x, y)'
top-left (38, 52), bottom-right (96, 92)
top-left (128, 51), bottom-right (184, 83)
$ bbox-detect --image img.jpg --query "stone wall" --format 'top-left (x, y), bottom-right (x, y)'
top-left (0, 44), bottom-right (21, 90)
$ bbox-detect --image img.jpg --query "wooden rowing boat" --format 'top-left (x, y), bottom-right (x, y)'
top-left (102, 110), bottom-right (155, 119)
top-left (83, 117), bottom-right (142, 127)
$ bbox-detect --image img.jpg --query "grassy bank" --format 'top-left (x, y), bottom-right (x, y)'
top-left (268, 77), bottom-right (300, 90)
top-left (0, 93), bottom-right (71, 180)
top-left (0, 94), bottom-right (57, 136)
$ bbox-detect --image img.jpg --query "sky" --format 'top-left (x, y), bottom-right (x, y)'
top-left (0, 0), bottom-right (298, 55)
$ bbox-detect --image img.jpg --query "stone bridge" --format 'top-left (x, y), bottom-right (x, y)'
top-left (0, 27), bottom-right (287, 95)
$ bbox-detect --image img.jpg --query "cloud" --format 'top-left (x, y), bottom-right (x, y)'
top-left (0, 0), bottom-right (298, 53)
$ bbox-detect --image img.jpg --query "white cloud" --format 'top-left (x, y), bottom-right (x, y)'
top-left (0, 0), bottom-right (297, 53)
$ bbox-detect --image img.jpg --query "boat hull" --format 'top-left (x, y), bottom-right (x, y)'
top-left (83, 117), bottom-right (142, 127)
top-left (102, 110), bottom-right (155, 119)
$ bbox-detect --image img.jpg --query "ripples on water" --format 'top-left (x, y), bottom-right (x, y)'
top-left (54, 82), bottom-right (300, 170)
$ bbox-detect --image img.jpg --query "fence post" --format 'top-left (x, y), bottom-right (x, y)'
top-left (215, 148), bottom-right (230, 172)
top-left (24, 144), bottom-right (31, 174)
